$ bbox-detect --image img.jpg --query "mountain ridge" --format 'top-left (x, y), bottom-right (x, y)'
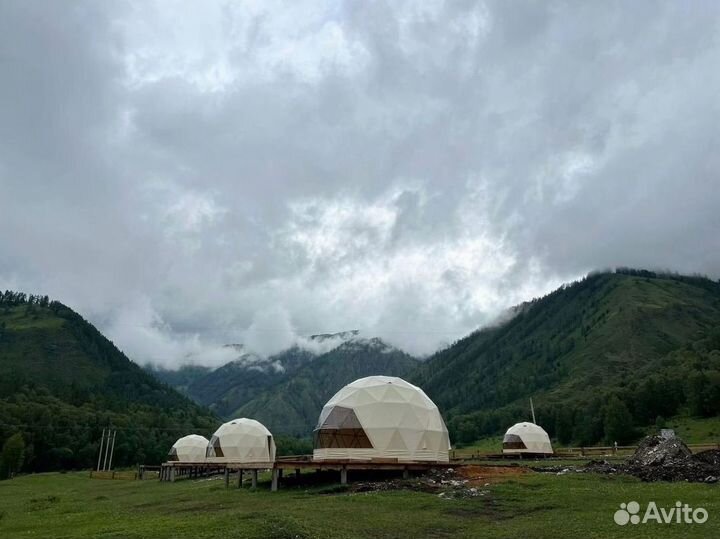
top-left (413, 269), bottom-right (720, 445)
top-left (0, 292), bottom-right (218, 472)
top-left (149, 270), bottom-right (720, 446)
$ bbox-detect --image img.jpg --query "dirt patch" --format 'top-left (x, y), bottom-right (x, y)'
top-left (456, 465), bottom-right (531, 486)
top-left (346, 466), bottom-right (530, 499)
top-left (536, 435), bottom-right (720, 483)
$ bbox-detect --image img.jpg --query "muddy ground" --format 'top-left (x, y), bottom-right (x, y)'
top-left (536, 435), bottom-right (720, 483)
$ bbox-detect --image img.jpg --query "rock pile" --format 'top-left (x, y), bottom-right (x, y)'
top-left (623, 435), bottom-right (719, 482)
top-left (541, 435), bottom-right (720, 483)
top-left (628, 435), bottom-right (692, 467)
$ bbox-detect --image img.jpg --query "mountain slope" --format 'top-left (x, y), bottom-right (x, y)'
top-left (148, 333), bottom-right (361, 418)
top-left (180, 346), bottom-right (314, 417)
top-left (0, 292), bottom-right (218, 472)
top-left (147, 364), bottom-right (212, 396)
top-left (413, 270), bottom-right (720, 445)
top-left (235, 338), bottom-right (420, 436)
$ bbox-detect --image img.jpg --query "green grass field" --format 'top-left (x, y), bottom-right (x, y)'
top-left (0, 471), bottom-right (717, 538)
top-left (653, 416), bottom-right (720, 444)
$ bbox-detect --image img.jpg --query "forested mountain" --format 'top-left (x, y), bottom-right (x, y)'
top-left (413, 270), bottom-right (720, 446)
top-left (235, 338), bottom-right (420, 436)
top-left (148, 331), bottom-right (362, 418)
top-left (0, 292), bottom-right (218, 473)
top-left (150, 346), bottom-right (315, 418)
top-left (146, 364), bottom-right (212, 396)
top-left (4, 269), bottom-right (718, 475)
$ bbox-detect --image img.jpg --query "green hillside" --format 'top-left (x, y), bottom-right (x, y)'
top-left (146, 364), bottom-right (212, 397)
top-left (413, 270), bottom-right (720, 446)
top-left (235, 338), bottom-right (420, 436)
top-left (0, 292), bottom-right (218, 473)
top-left (184, 347), bottom-right (314, 418)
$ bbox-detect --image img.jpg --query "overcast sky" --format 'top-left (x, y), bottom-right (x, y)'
top-left (1, 1), bottom-right (719, 366)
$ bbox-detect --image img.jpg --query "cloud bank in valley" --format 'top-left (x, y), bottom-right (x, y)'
top-left (1, 1), bottom-right (719, 366)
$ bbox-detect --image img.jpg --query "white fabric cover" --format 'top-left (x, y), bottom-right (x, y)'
top-left (313, 376), bottom-right (451, 462)
top-left (502, 422), bottom-right (554, 454)
top-left (169, 434), bottom-right (209, 462)
top-left (206, 418), bottom-right (276, 463)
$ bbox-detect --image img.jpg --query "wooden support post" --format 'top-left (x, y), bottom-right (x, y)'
top-left (271, 468), bottom-right (279, 492)
top-left (170, 467), bottom-right (176, 483)
top-left (237, 469), bottom-right (243, 488)
top-left (340, 467), bottom-right (347, 485)
top-left (96, 428), bottom-right (105, 472)
top-left (251, 469), bottom-right (258, 488)
top-left (402, 468), bottom-right (409, 479)
top-left (295, 468), bottom-right (301, 479)
top-left (224, 468), bottom-right (229, 488)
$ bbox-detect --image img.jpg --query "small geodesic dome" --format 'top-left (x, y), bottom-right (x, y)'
top-left (502, 422), bottom-right (553, 455)
top-left (313, 376), bottom-right (451, 462)
top-left (205, 418), bottom-right (276, 463)
top-left (168, 434), bottom-right (209, 462)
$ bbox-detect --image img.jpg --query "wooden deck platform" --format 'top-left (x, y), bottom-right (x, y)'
top-left (158, 456), bottom-right (458, 491)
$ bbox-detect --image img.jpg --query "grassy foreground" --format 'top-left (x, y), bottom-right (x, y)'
top-left (0, 471), bottom-right (717, 538)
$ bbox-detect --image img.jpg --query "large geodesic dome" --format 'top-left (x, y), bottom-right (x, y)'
top-left (168, 434), bottom-right (209, 462)
top-left (206, 418), bottom-right (276, 463)
top-left (313, 376), bottom-right (451, 462)
top-left (502, 422), bottom-right (553, 455)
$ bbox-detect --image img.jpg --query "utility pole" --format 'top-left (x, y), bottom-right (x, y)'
top-left (103, 429), bottom-right (112, 471)
top-left (530, 398), bottom-right (536, 424)
top-left (96, 428), bottom-right (105, 472)
top-left (107, 430), bottom-right (117, 471)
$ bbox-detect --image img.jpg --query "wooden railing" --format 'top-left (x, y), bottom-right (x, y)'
top-left (451, 442), bottom-right (720, 461)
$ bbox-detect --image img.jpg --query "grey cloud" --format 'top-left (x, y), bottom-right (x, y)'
top-left (1, 0), bottom-right (719, 365)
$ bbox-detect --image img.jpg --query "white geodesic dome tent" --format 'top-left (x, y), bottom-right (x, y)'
top-left (168, 434), bottom-right (209, 462)
top-left (502, 422), bottom-right (553, 455)
top-left (206, 418), bottom-right (276, 463)
top-left (313, 376), bottom-right (451, 463)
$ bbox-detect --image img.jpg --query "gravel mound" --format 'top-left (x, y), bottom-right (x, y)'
top-left (536, 436), bottom-right (720, 483)
top-left (622, 436), bottom-right (718, 482)
top-left (628, 435), bottom-right (692, 466)
top-left (693, 449), bottom-right (720, 467)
